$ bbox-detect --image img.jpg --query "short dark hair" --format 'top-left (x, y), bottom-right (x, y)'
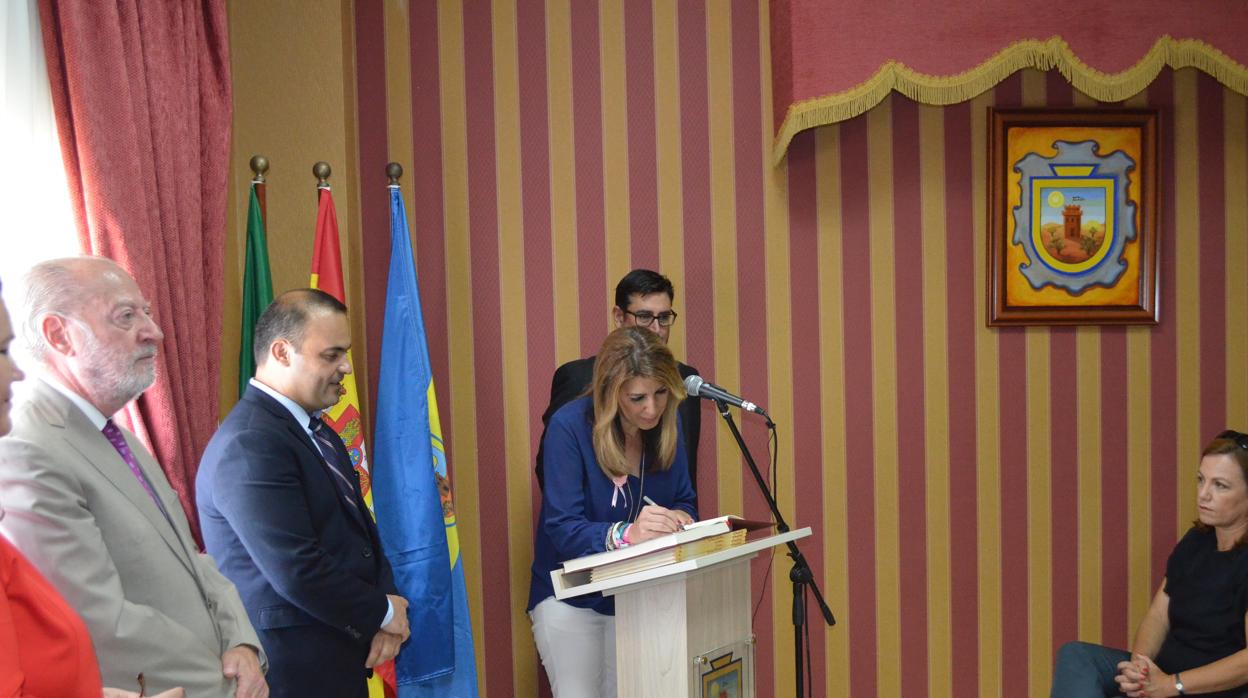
top-left (253, 289), bottom-right (348, 366)
top-left (614, 269), bottom-right (674, 310)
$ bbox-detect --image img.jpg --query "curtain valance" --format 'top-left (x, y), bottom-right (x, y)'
top-left (771, 0), bottom-right (1248, 162)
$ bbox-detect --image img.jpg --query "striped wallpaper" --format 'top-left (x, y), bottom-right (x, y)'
top-left (343, 1), bottom-right (1248, 696)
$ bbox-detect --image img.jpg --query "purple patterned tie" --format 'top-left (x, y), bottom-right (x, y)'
top-left (101, 419), bottom-right (171, 523)
top-left (309, 417), bottom-right (363, 517)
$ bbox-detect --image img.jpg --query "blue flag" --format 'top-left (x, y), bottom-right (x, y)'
top-left (374, 184), bottom-right (478, 696)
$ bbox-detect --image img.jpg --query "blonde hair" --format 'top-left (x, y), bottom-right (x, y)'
top-left (590, 326), bottom-right (686, 479)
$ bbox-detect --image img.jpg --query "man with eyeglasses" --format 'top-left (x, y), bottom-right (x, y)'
top-left (0, 257), bottom-right (266, 697)
top-left (535, 269), bottom-right (701, 495)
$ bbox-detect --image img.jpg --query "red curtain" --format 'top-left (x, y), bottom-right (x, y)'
top-left (39, 0), bottom-right (232, 545)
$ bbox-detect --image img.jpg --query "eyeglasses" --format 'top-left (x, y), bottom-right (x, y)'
top-left (622, 309), bottom-right (679, 328)
top-left (1217, 430), bottom-right (1248, 450)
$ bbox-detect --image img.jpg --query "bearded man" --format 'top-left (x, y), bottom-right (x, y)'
top-left (0, 256), bottom-right (267, 697)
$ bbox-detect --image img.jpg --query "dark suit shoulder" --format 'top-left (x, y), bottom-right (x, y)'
top-left (542, 357), bottom-right (596, 425)
top-left (227, 385), bottom-right (302, 428)
top-left (211, 387), bottom-right (314, 462)
top-left (550, 357), bottom-right (595, 390)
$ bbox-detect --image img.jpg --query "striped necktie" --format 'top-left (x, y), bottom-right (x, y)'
top-left (101, 419), bottom-right (172, 525)
top-left (308, 417), bottom-right (363, 517)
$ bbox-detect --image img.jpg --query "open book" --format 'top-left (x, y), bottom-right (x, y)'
top-left (561, 515), bottom-right (774, 576)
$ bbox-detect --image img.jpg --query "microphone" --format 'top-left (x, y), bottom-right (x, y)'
top-left (684, 375), bottom-right (768, 416)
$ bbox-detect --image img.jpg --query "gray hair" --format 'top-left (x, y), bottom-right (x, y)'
top-left (21, 257), bottom-right (97, 363)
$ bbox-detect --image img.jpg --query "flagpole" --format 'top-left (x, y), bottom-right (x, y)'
top-left (386, 161), bottom-right (402, 186)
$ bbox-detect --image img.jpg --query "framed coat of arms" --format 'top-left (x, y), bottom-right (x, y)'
top-left (987, 108), bottom-right (1159, 325)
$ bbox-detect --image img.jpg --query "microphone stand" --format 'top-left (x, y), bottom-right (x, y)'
top-left (713, 398), bottom-right (834, 698)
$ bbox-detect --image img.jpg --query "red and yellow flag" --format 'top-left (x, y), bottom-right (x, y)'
top-left (310, 185), bottom-right (394, 698)
top-left (310, 186), bottom-right (375, 512)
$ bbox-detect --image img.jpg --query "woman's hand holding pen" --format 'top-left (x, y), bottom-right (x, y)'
top-left (628, 506), bottom-right (681, 543)
top-left (628, 496), bottom-right (694, 544)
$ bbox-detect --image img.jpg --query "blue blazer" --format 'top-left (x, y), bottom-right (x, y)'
top-left (197, 385), bottom-right (397, 698)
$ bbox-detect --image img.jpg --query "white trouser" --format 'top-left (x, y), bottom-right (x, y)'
top-left (530, 596), bottom-right (617, 697)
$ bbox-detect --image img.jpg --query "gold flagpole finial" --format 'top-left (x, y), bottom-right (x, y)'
top-left (313, 161), bottom-right (332, 189)
top-left (249, 155), bottom-right (268, 183)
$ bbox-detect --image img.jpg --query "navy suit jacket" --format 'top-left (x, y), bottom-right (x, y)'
top-left (197, 385), bottom-right (397, 698)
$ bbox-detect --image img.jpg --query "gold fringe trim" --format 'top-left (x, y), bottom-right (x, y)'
top-left (772, 36), bottom-right (1248, 164)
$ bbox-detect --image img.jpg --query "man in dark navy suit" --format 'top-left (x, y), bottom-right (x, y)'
top-left (197, 289), bottom-right (409, 698)
top-left (535, 269), bottom-right (701, 493)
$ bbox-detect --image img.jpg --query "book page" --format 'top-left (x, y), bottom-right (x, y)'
top-left (682, 514), bottom-right (774, 532)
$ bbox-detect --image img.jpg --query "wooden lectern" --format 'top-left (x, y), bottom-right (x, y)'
top-left (552, 527), bottom-right (811, 697)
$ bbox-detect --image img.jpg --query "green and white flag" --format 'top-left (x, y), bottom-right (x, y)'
top-left (238, 182), bottom-right (273, 397)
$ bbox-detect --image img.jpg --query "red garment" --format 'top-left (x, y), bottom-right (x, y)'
top-left (0, 534), bottom-right (103, 697)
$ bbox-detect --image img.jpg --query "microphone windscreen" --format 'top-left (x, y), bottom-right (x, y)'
top-left (683, 374), bottom-right (705, 397)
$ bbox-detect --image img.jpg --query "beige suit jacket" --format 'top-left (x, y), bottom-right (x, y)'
top-left (0, 378), bottom-right (262, 696)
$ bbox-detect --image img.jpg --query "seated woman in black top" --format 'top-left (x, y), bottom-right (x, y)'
top-left (1051, 431), bottom-right (1248, 697)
